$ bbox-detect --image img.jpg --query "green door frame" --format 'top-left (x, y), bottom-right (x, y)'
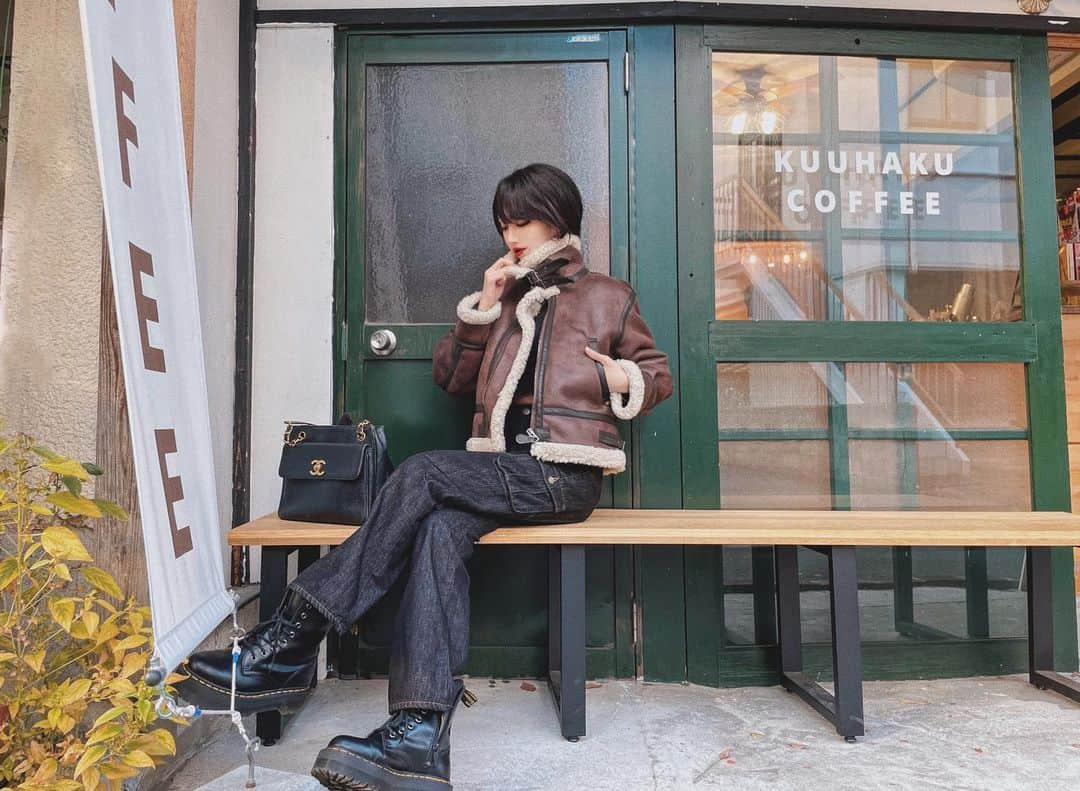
top-left (333, 27), bottom-right (639, 679)
top-left (671, 24), bottom-right (1078, 685)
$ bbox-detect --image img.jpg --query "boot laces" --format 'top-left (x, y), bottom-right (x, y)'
top-left (386, 710), bottom-right (427, 740)
top-left (240, 605), bottom-right (305, 659)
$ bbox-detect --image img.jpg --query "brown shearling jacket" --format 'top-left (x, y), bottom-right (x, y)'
top-left (432, 234), bottom-right (673, 475)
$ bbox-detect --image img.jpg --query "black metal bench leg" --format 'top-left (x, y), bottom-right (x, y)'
top-left (548, 545), bottom-right (586, 741)
top-left (256, 546), bottom-right (291, 746)
top-left (775, 546), bottom-right (802, 677)
top-left (777, 545), bottom-right (865, 741)
top-left (1027, 547), bottom-right (1080, 702)
top-left (829, 546), bottom-right (865, 741)
top-left (964, 547), bottom-right (990, 639)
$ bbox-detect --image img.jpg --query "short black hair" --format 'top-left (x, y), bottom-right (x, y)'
top-left (492, 163), bottom-right (583, 238)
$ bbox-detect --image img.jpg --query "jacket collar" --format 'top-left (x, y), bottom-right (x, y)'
top-left (514, 232), bottom-right (581, 271)
top-left (511, 234), bottom-right (587, 287)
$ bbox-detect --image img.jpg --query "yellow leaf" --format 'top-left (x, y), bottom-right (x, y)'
top-left (121, 650), bottom-right (146, 679)
top-left (83, 766), bottom-right (103, 791)
top-left (57, 712), bottom-right (77, 733)
top-left (40, 525), bottom-right (94, 561)
top-left (99, 761), bottom-right (139, 780)
top-left (92, 706), bottom-right (127, 730)
top-left (81, 567), bottom-right (123, 599)
top-left (74, 743), bottom-right (107, 779)
top-left (147, 727), bottom-right (176, 756)
top-left (0, 651), bottom-right (16, 662)
top-left (61, 677), bottom-right (91, 705)
top-left (114, 635), bottom-right (148, 651)
top-left (108, 677), bottom-right (136, 696)
top-left (86, 722), bottom-right (124, 746)
top-left (121, 749), bottom-right (155, 769)
top-left (29, 503), bottom-right (52, 515)
top-left (53, 562), bottom-right (72, 581)
top-left (45, 491), bottom-right (102, 518)
top-left (42, 458), bottom-right (91, 481)
top-left (69, 620), bottom-right (89, 640)
top-left (31, 756), bottom-right (58, 783)
top-left (48, 597), bottom-right (76, 632)
top-left (0, 557), bottom-right (18, 589)
top-left (24, 649), bottom-right (45, 674)
top-left (92, 498), bottom-right (129, 520)
top-left (81, 608), bottom-right (100, 637)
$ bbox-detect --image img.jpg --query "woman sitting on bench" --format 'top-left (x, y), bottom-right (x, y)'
top-left (177, 162), bottom-right (673, 791)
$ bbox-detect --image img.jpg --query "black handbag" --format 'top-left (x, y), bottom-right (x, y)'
top-left (277, 413), bottom-right (394, 525)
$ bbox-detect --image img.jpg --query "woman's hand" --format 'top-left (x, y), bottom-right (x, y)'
top-left (478, 254), bottom-right (516, 311)
top-left (584, 347), bottom-right (630, 394)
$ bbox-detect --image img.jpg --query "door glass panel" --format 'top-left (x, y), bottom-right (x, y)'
top-left (716, 362), bottom-right (1030, 510)
top-left (365, 62), bottom-right (610, 323)
top-left (711, 54), bottom-right (1020, 321)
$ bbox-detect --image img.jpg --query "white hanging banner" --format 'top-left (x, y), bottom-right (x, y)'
top-left (78, 0), bottom-right (233, 674)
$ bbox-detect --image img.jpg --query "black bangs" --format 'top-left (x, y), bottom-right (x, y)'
top-left (492, 163), bottom-right (583, 238)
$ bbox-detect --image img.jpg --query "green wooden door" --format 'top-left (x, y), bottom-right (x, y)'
top-left (334, 29), bottom-right (635, 678)
top-left (668, 25), bottom-right (1078, 686)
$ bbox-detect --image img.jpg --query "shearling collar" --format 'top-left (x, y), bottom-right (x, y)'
top-left (513, 232), bottom-right (581, 271)
top-left (504, 234), bottom-right (586, 289)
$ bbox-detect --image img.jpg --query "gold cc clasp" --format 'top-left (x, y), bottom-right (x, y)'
top-left (309, 459), bottom-right (326, 477)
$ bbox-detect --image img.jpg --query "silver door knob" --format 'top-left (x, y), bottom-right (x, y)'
top-left (369, 329), bottom-right (397, 356)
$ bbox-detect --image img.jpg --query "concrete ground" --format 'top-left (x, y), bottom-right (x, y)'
top-left (161, 671), bottom-right (1080, 791)
top-left (153, 593), bottom-right (1080, 790)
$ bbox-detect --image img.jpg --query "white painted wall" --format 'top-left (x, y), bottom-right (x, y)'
top-left (249, 24), bottom-right (336, 579)
top-left (258, 0), bottom-right (1080, 23)
top-left (193, 0), bottom-right (241, 577)
top-left (0, 0), bottom-right (102, 465)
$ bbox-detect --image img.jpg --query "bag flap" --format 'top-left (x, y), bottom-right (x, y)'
top-left (279, 442), bottom-right (365, 481)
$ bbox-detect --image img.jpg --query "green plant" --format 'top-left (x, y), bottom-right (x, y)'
top-left (0, 430), bottom-right (181, 790)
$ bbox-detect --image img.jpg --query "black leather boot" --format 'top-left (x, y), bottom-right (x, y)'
top-left (310, 679), bottom-right (477, 791)
top-left (175, 587), bottom-right (330, 715)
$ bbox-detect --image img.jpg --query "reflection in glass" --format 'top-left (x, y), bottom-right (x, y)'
top-left (366, 62), bottom-right (610, 323)
top-left (712, 53), bottom-right (1021, 321)
top-left (718, 441), bottom-right (832, 510)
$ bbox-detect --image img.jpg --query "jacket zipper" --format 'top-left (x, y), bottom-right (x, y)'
top-left (483, 324), bottom-right (518, 396)
top-left (531, 295), bottom-right (557, 438)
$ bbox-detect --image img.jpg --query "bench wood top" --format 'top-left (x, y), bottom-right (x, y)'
top-left (229, 510), bottom-right (1080, 547)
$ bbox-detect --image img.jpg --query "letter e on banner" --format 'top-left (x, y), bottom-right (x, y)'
top-left (154, 428), bottom-right (193, 558)
top-left (129, 242), bottom-right (166, 372)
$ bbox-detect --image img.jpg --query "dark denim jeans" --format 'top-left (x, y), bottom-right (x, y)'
top-left (290, 406), bottom-right (604, 713)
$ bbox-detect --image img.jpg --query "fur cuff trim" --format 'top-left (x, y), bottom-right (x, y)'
top-left (609, 359), bottom-right (645, 420)
top-left (457, 291), bottom-right (502, 325)
top-left (531, 441), bottom-right (627, 476)
top-left (466, 437), bottom-right (496, 452)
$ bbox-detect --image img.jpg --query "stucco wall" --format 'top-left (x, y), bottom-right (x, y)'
top-left (0, 0), bottom-right (102, 464)
top-left (193, 0), bottom-right (240, 572)
top-left (250, 23), bottom-right (336, 540)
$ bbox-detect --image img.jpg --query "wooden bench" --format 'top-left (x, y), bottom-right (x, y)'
top-left (229, 510), bottom-right (1080, 746)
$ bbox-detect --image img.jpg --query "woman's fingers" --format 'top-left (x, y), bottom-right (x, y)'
top-left (584, 346), bottom-right (611, 362)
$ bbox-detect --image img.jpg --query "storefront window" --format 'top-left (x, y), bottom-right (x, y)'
top-left (712, 55), bottom-right (1020, 321)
